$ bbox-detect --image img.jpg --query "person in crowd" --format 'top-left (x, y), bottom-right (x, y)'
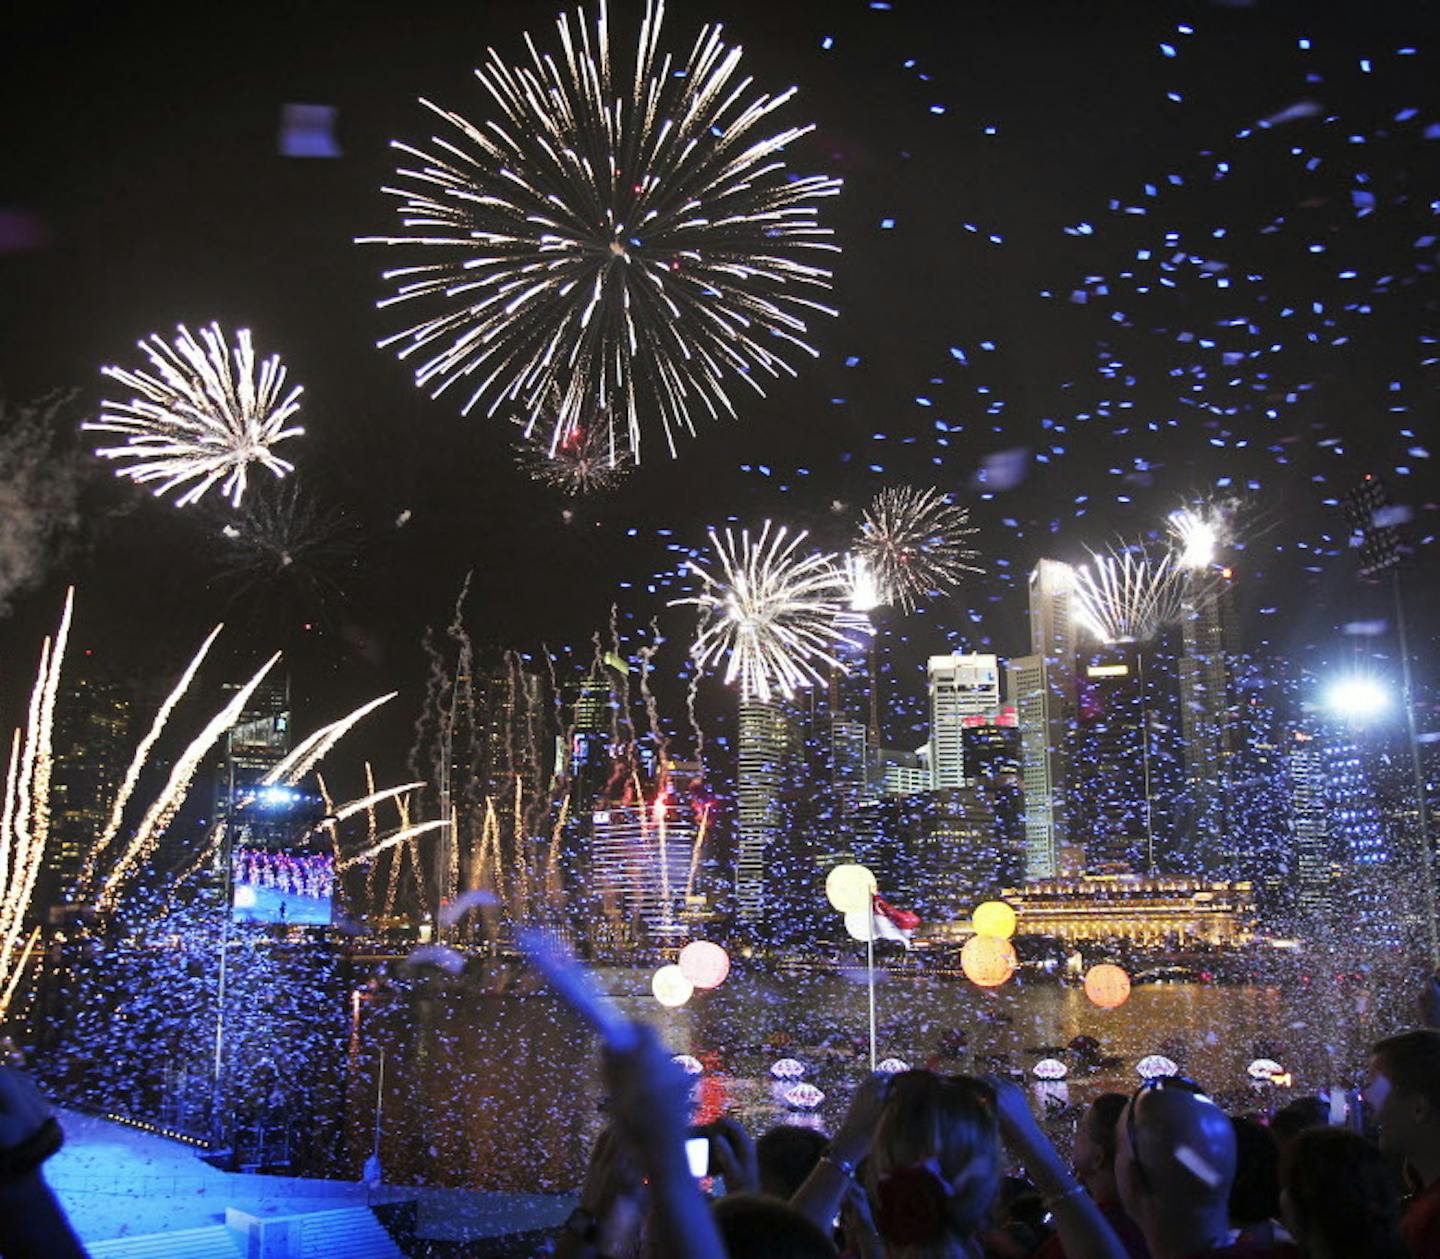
top-left (1033, 1093), bottom-right (1148, 1259)
top-left (864, 1071), bottom-right (1001, 1257)
top-left (1114, 1075), bottom-right (1298, 1259)
top-left (557, 1024), bottom-right (726, 1259)
top-left (1266, 1099), bottom-right (1327, 1152)
top-left (1280, 1126), bottom-right (1409, 1259)
top-left (1229, 1117), bottom-right (1287, 1248)
top-left (1368, 1028), bottom-right (1440, 1258)
top-left (713, 1193), bottom-right (838, 1258)
top-left (757, 1124), bottom-right (830, 1200)
top-left (0, 1067), bottom-right (88, 1259)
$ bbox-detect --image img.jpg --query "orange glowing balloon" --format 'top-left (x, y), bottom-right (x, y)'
top-left (1084, 963), bottom-right (1132, 1010)
top-left (961, 934), bottom-right (1017, 988)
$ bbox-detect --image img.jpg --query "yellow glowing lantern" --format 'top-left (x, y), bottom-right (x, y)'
top-left (678, 941), bottom-right (730, 990)
top-left (825, 863), bottom-right (877, 915)
top-left (652, 964), bottom-right (694, 1008)
top-left (1084, 963), bottom-right (1132, 1010)
top-left (972, 900), bottom-right (1017, 940)
top-left (961, 934), bottom-right (1017, 988)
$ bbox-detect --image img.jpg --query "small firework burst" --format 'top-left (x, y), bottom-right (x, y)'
top-left (673, 521), bottom-right (866, 702)
top-left (855, 486), bottom-right (981, 612)
top-left (1074, 546), bottom-right (1185, 644)
top-left (87, 323), bottom-right (303, 508)
top-left (512, 413), bottom-right (632, 496)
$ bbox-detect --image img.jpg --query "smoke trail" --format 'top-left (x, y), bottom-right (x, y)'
top-left (0, 393), bottom-right (87, 615)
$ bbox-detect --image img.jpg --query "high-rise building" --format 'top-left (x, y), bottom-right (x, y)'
top-left (48, 668), bottom-right (132, 898)
top-left (1177, 569), bottom-right (1240, 873)
top-left (590, 787), bottom-right (697, 950)
top-left (877, 747), bottom-right (931, 796)
top-left (960, 710), bottom-right (1020, 781)
top-left (927, 654), bottom-right (1000, 788)
top-left (1010, 560), bottom-right (1079, 880)
top-left (1289, 729), bottom-right (1334, 926)
top-left (735, 697), bottom-right (798, 924)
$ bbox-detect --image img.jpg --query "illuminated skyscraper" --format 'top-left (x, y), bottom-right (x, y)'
top-left (1010, 560), bottom-right (1079, 879)
top-left (927, 653), bottom-right (1000, 787)
top-left (1289, 729), bottom-right (1334, 925)
top-left (735, 697), bottom-right (798, 924)
top-left (1177, 569), bottom-right (1240, 873)
top-left (48, 667), bottom-right (132, 897)
top-left (590, 790), bottom-right (697, 950)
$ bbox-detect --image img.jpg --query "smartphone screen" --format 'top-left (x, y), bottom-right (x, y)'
top-left (685, 1135), bottom-right (710, 1178)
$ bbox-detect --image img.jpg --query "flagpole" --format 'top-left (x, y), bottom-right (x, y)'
top-left (867, 895), bottom-right (877, 1071)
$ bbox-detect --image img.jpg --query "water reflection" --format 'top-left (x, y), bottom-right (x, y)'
top-left (346, 965), bottom-right (1380, 1193)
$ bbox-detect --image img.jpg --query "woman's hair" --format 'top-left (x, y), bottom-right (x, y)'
top-left (1283, 1127), bottom-right (1409, 1259)
top-left (865, 1071), bottom-right (1000, 1259)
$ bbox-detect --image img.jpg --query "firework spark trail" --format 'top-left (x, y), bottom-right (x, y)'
top-left (364, 764), bottom-right (382, 910)
top-left (78, 624), bottom-right (223, 894)
top-left (31, 588), bottom-right (74, 851)
top-left (98, 651), bottom-right (282, 910)
top-left (0, 592), bottom-right (71, 1005)
top-left (338, 819), bottom-right (449, 871)
top-left (361, 0), bottom-right (840, 463)
top-left (855, 486), bottom-right (981, 613)
top-left (260, 692), bottom-right (398, 787)
top-left (1168, 504), bottom-right (1232, 572)
top-left (674, 521), bottom-right (866, 702)
top-left (0, 926), bottom-right (41, 1020)
top-left (381, 793), bottom-right (409, 919)
top-left (0, 733), bottom-right (20, 908)
top-left (86, 323), bottom-right (303, 508)
top-left (1074, 549), bottom-right (1186, 644)
top-left (684, 801), bottom-right (712, 901)
top-left (326, 782), bottom-right (425, 827)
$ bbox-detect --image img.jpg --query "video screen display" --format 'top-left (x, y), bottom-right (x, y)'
top-left (232, 848), bottom-right (334, 926)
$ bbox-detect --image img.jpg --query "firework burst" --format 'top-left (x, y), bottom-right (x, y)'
top-left (855, 486), bottom-right (981, 612)
top-left (1074, 547), bottom-right (1185, 644)
top-left (512, 412), bottom-right (632, 496)
top-left (674, 522), bottom-right (865, 702)
top-left (361, 0), bottom-right (840, 462)
top-left (86, 323), bottom-right (303, 508)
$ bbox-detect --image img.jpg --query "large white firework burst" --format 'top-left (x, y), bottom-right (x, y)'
top-left (855, 486), bottom-right (981, 613)
top-left (1074, 547), bottom-right (1186, 644)
top-left (87, 323), bottom-right (303, 508)
top-left (360, 0), bottom-right (840, 463)
top-left (674, 522), bottom-right (865, 702)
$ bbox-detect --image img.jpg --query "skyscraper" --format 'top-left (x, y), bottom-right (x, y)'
top-left (927, 654), bottom-right (1000, 787)
top-left (1177, 569), bottom-right (1240, 873)
top-left (1010, 560), bottom-right (1079, 879)
top-left (735, 697), bottom-right (798, 924)
top-left (48, 667), bottom-right (132, 898)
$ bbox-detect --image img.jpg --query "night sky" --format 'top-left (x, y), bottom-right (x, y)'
top-left (2, 0), bottom-right (1438, 770)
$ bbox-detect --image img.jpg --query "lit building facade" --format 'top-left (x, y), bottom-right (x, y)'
top-left (49, 669), bottom-right (132, 897)
top-left (927, 653), bottom-right (1000, 788)
top-left (589, 794), bottom-right (697, 950)
top-left (1177, 569), bottom-right (1240, 873)
top-left (735, 697), bottom-right (798, 924)
top-left (1001, 874), bottom-right (1256, 948)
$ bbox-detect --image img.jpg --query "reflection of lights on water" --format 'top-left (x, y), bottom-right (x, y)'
top-left (784, 1082), bottom-right (825, 1110)
top-left (1137, 1054), bottom-right (1180, 1079)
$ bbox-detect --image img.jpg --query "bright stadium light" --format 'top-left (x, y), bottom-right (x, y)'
top-left (1325, 675), bottom-right (1391, 722)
